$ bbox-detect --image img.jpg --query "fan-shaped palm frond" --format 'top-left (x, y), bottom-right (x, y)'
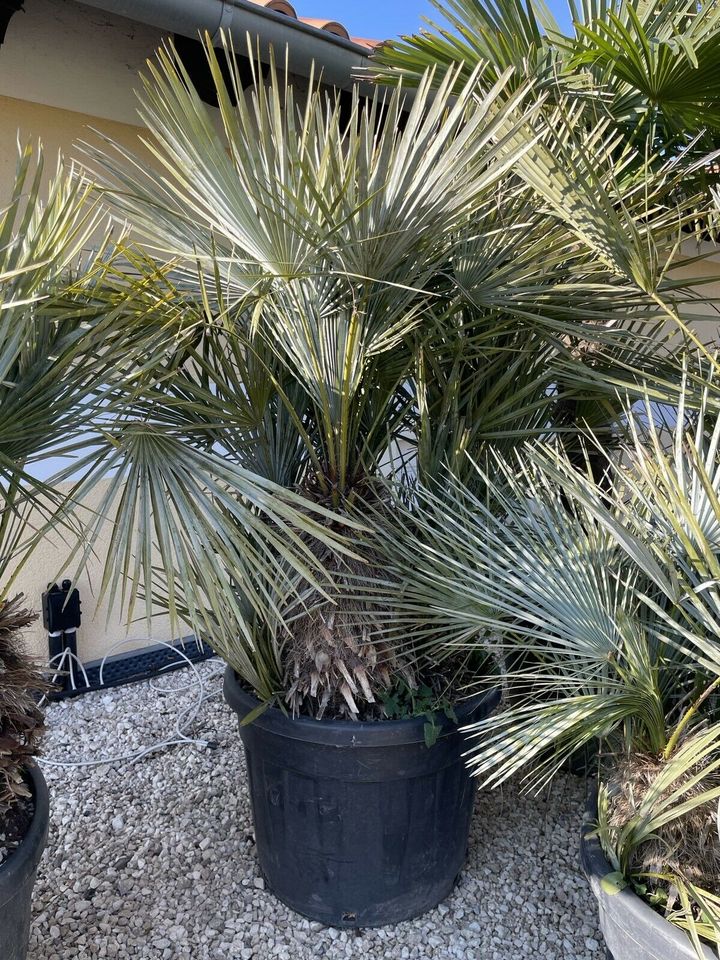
top-left (365, 370), bottom-right (720, 949)
top-left (62, 33), bottom-right (571, 713)
top-left (0, 145), bottom-right (123, 588)
top-left (370, 0), bottom-right (720, 154)
top-left (66, 30), bottom-right (719, 715)
top-left (369, 370), bottom-right (720, 777)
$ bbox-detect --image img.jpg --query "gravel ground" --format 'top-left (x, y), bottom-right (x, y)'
top-left (29, 660), bottom-right (604, 960)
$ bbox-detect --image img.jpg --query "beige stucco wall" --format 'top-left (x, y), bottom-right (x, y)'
top-left (0, 93), bottom-right (153, 200)
top-left (5, 481), bottom-right (185, 664)
top-left (671, 242), bottom-right (720, 340)
top-left (0, 0), bottom-right (167, 196)
top-left (0, 0), bottom-right (162, 125)
top-left (0, 2), bottom-right (179, 662)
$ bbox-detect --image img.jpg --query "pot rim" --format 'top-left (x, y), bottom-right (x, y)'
top-left (0, 762), bottom-right (50, 908)
top-left (580, 789), bottom-right (716, 960)
top-left (223, 665), bottom-right (501, 747)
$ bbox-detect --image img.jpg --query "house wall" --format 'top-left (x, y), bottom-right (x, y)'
top-left (5, 480), bottom-right (185, 664)
top-left (0, 0), bottom-right (162, 196)
top-left (0, 0), bottom-right (162, 124)
top-left (0, 0), bottom-right (309, 665)
top-left (0, 93), bottom-right (152, 200)
top-left (0, 1), bottom-right (178, 662)
top-left (671, 242), bottom-right (720, 340)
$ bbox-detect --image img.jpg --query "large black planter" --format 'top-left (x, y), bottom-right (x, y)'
top-left (224, 667), bottom-right (500, 927)
top-left (0, 763), bottom-right (49, 960)
top-left (581, 795), bottom-right (714, 959)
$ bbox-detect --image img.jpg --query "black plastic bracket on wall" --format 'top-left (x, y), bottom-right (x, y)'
top-left (47, 635), bottom-right (215, 701)
top-left (0, 0), bottom-right (23, 46)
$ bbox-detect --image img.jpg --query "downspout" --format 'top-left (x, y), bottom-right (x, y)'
top-left (78, 0), bottom-right (373, 90)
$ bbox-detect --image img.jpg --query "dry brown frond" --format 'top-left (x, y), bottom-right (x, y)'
top-left (0, 595), bottom-right (51, 815)
top-left (608, 753), bottom-right (720, 889)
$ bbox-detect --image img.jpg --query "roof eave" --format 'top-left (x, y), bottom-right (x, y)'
top-left (78, 0), bottom-right (376, 89)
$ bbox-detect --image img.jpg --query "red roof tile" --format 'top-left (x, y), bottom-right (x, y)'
top-left (249, 0), bottom-right (298, 14)
top-left (298, 17), bottom-right (350, 39)
top-left (245, 0), bottom-right (384, 51)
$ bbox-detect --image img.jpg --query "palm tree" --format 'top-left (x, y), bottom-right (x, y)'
top-left (370, 0), bottom-right (720, 157)
top-left (64, 33), bottom-right (717, 720)
top-left (366, 373), bottom-right (720, 951)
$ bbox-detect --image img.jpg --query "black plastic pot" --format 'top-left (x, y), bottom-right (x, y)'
top-left (224, 667), bottom-right (500, 927)
top-left (0, 763), bottom-right (49, 960)
top-left (563, 740), bottom-right (599, 777)
top-left (580, 794), bottom-right (714, 959)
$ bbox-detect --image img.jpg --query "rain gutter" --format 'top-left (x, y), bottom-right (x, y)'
top-left (78, 0), bottom-right (373, 90)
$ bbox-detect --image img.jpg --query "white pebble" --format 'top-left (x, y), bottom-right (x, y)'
top-left (29, 660), bottom-right (605, 959)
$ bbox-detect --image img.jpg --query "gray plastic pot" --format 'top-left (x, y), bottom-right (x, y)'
top-left (580, 794), bottom-right (714, 960)
top-left (224, 667), bottom-right (500, 927)
top-left (0, 763), bottom-right (49, 960)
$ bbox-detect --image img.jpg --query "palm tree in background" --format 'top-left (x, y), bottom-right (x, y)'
top-left (370, 0), bottom-right (720, 161)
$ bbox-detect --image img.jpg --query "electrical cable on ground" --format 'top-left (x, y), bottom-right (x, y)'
top-left (38, 638), bottom-right (225, 770)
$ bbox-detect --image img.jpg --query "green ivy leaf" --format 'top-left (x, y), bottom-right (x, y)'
top-left (383, 695), bottom-right (399, 717)
top-left (601, 871), bottom-right (628, 895)
top-left (424, 719), bottom-right (439, 748)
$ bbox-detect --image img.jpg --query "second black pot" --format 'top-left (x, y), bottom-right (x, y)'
top-left (0, 762), bottom-right (50, 960)
top-left (224, 667), bottom-right (500, 927)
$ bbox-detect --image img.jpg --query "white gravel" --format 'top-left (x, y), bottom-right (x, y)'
top-left (29, 660), bottom-right (604, 960)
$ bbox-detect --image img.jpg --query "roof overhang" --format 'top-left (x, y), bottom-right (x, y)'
top-left (78, 0), bottom-right (376, 90)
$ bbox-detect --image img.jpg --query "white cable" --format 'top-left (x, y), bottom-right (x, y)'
top-left (148, 660), bottom-right (224, 695)
top-left (38, 638), bottom-right (225, 770)
top-left (42, 647), bottom-right (71, 698)
top-left (39, 648), bottom-right (91, 705)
